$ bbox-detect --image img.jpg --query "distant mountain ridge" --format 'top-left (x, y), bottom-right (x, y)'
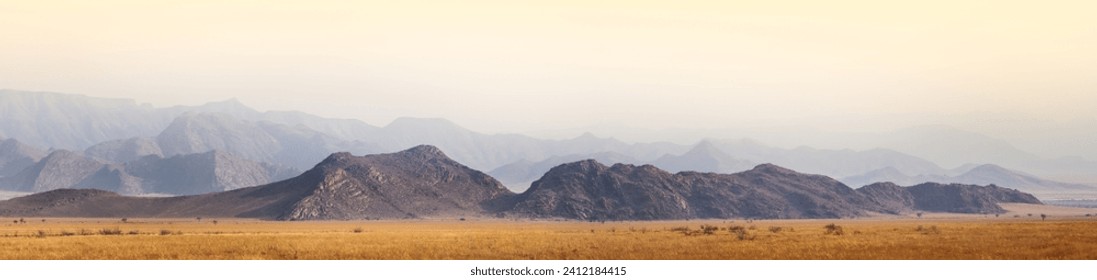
top-left (0, 146), bottom-right (1041, 220)
top-left (842, 164), bottom-right (1097, 198)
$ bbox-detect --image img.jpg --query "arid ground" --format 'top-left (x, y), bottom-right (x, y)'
top-left (2, 204), bottom-right (1094, 260)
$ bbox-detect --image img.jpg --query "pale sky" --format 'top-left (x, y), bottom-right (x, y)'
top-left (2, 0), bottom-right (1095, 140)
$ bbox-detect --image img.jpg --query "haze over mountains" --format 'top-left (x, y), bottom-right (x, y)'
top-left (0, 146), bottom-right (1041, 220)
top-left (1, 90), bottom-right (1095, 199)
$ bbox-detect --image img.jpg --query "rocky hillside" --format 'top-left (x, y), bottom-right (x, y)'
top-left (856, 182), bottom-right (1040, 214)
top-left (0, 145), bottom-right (515, 220)
top-left (272, 145), bottom-right (515, 220)
top-left (507, 161), bottom-right (878, 220)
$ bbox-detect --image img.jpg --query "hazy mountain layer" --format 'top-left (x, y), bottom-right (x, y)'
top-left (842, 164), bottom-right (1097, 198)
top-left (0, 149), bottom-right (295, 195)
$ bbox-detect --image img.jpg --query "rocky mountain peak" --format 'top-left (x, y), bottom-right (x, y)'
top-left (748, 163), bottom-right (797, 175)
top-left (397, 145), bottom-right (449, 160)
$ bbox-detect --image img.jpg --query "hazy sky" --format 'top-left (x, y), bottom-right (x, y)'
top-left (2, 1), bottom-right (1095, 138)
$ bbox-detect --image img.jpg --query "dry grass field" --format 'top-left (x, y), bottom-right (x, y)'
top-left (2, 205), bottom-right (1095, 260)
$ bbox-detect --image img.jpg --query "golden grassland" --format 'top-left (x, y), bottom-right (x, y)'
top-left (1, 213), bottom-right (1096, 260)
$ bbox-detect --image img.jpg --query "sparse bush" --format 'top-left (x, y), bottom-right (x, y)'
top-left (670, 226), bottom-right (690, 233)
top-left (353, 227), bottom-right (364, 233)
top-left (768, 226), bottom-right (783, 233)
top-left (1040, 214), bottom-right (1047, 221)
top-left (916, 212), bottom-right (923, 218)
top-left (1086, 214), bottom-right (1092, 217)
top-left (748, 225), bottom-right (757, 231)
top-left (824, 223), bottom-right (844, 235)
top-left (99, 228), bottom-right (122, 235)
top-left (79, 229), bottom-right (93, 236)
top-left (916, 225), bottom-right (940, 234)
top-left (1027, 213), bottom-right (1033, 217)
top-left (121, 218), bottom-right (128, 223)
top-left (60, 231), bottom-right (75, 236)
top-left (36, 230), bottom-right (48, 238)
top-left (128, 230), bottom-right (140, 235)
top-left (160, 229), bottom-right (173, 235)
top-left (212, 220), bottom-right (218, 225)
top-left (700, 224), bottom-right (718, 235)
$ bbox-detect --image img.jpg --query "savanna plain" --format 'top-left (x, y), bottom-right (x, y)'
top-left (2, 204), bottom-right (1095, 260)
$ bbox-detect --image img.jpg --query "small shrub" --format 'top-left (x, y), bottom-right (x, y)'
top-left (212, 220), bottom-right (218, 225)
top-left (824, 223), bottom-right (844, 235)
top-left (36, 230), bottom-right (48, 238)
top-left (670, 226), bottom-right (690, 233)
top-left (79, 229), bottom-right (93, 236)
top-left (1040, 214), bottom-right (1047, 221)
top-left (128, 230), bottom-right (140, 235)
top-left (729, 226), bottom-right (753, 240)
top-left (353, 227), bottom-right (364, 233)
top-left (768, 226), bottom-right (783, 233)
top-left (160, 229), bottom-right (174, 235)
top-left (1085, 214), bottom-right (1092, 217)
top-left (60, 231), bottom-right (75, 236)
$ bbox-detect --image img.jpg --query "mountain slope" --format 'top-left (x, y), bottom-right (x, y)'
top-left (84, 137), bottom-right (164, 163)
top-left (0, 138), bottom-right (46, 177)
top-left (1, 150), bottom-right (110, 192)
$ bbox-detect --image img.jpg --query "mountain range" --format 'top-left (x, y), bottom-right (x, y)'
top-left (1, 90), bottom-right (1095, 198)
top-left (0, 146), bottom-right (1041, 220)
